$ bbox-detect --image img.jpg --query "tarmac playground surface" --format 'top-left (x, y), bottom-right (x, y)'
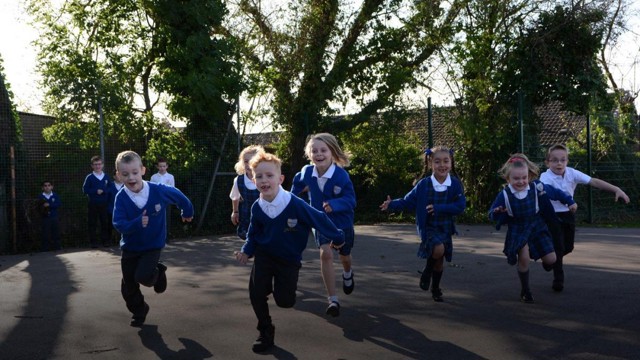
top-left (1, 224), bottom-right (639, 360)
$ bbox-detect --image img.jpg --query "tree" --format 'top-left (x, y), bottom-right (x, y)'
top-left (226, 0), bottom-right (465, 180)
top-left (28, 0), bottom-right (242, 156)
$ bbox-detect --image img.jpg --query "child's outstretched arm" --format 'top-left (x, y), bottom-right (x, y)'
top-left (589, 178), bottom-right (630, 204)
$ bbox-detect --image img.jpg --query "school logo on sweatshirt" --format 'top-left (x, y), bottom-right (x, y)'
top-left (536, 182), bottom-right (546, 196)
top-left (287, 218), bottom-right (297, 228)
top-left (155, 204), bottom-right (162, 213)
top-left (333, 186), bottom-right (342, 195)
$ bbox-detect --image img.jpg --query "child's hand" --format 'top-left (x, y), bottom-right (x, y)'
top-left (379, 195), bottom-right (392, 211)
top-left (492, 206), bottom-right (507, 214)
top-left (231, 211), bottom-right (239, 225)
top-left (97, 189), bottom-right (104, 195)
top-left (568, 203), bottom-right (578, 213)
top-left (182, 217), bottom-right (193, 223)
top-left (43, 202), bottom-right (50, 207)
top-left (141, 210), bottom-right (148, 227)
top-left (615, 189), bottom-right (630, 204)
top-left (330, 241), bottom-right (344, 249)
top-left (426, 204), bottom-right (434, 215)
top-left (235, 251), bottom-right (249, 264)
top-left (323, 202), bottom-right (333, 213)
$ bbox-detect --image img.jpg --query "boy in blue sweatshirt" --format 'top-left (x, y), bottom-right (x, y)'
top-left (82, 155), bottom-right (112, 248)
top-left (112, 150), bottom-right (194, 327)
top-left (39, 180), bottom-right (62, 251)
top-left (235, 152), bottom-right (344, 353)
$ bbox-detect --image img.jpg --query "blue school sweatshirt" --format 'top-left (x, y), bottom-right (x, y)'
top-left (113, 182), bottom-right (194, 252)
top-left (241, 194), bottom-right (344, 265)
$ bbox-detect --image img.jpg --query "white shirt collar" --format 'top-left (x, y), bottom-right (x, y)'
top-left (430, 174), bottom-right (451, 192)
top-left (93, 171), bottom-right (105, 180)
top-left (42, 192), bottom-right (52, 199)
top-left (258, 186), bottom-right (291, 218)
top-left (243, 174), bottom-right (257, 190)
top-left (124, 181), bottom-right (150, 209)
top-left (312, 163), bottom-right (336, 179)
top-left (507, 184), bottom-right (530, 199)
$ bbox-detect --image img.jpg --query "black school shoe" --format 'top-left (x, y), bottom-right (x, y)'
top-left (252, 324), bottom-right (275, 353)
top-left (326, 301), bottom-right (340, 317)
top-left (154, 263), bottom-right (167, 293)
top-left (343, 272), bottom-right (355, 295)
top-left (130, 303), bottom-right (150, 327)
top-left (520, 290), bottom-right (534, 303)
top-left (431, 288), bottom-right (444, 302)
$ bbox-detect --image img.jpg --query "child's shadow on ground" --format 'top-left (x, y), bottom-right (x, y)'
top-left (138, 325), bottom-right (213, 359)
top-left (295, 290), bottom-right (485, 360)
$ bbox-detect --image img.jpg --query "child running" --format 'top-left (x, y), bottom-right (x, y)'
top-left (540, 144), bottom-right (630, 292)
top-left (229, 145), bottom-right (264, 240)
top-left (489, 153), bottom-right (576, 303)
top-left (235, 152), bottom-right (344, 353)
top-left (379, 146), bottom-right (466, 302)
top-left (291, 133), bottom-right (356, 317)
top-left (112, 150), bottom-right (194, 327)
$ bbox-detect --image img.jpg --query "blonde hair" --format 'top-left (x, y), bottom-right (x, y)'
top-left (234, 145), bottom-right (265, 174)
top-left (115, 150), bottom-right (143, 170)
top-left (249, 152), bottom-right (282, 172)
top-left (545, 144), bottom-right (569, 160)
top-left (304, 133), bottom-right (350, 167)
top-left (498, 153), bottom-right (540, 181)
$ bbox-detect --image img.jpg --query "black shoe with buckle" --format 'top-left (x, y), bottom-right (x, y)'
top-left (252, 324), bottom-right (275, 353)
top-left (343, 272), bottom-right (355, 295)
top-left (154, 263), bottom-right (167, 294)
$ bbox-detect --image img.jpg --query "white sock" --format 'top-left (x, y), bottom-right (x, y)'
top-left (329, 295), bottom-right (339, 304)
top-left (343, 270), bottom-right (353, 286)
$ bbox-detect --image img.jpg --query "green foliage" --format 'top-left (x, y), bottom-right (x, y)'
top-left (341, 116), bottom-right (423, 223)
top-left (231, 0), bottom-right (465, 179)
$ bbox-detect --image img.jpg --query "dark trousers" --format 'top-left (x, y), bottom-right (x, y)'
top-left (548, 212), bottom-right (576, 256)
top-left (88, 203), bottom-right (110, 246)
top-left (41, 216), bottom-right (61, 251)
top-left (121, 249), bottom-right (161, 317)
top-left (249, 252), bottom-right (300, 329)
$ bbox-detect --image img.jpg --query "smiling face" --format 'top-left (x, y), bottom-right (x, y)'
top-left (545, 148), bottom-right (569, 176)
top-left (309, 139), bottom-right (333, 174)
top-left (252, 160), bottom-right (284, 202)
top-left (117, 159), bottom-right (146, 193)
top-left (430, 151), bottom-right (452, 183)
top-left (507, 165), bottom-right (530, 192)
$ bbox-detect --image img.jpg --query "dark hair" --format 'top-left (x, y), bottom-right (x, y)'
top-left (42, 180), bottom-right (52, 186)
top-left (415, 145), bottom-right (456, 184)
top-left (156, 157), bottom-right (167, 164)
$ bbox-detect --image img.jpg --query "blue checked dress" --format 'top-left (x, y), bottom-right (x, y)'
top-left (418, 183), bottom-right (454, 260)
top-left (236, 175), bottom-right (260, 240)
top-left (497, 182), bottom-right (555, 265)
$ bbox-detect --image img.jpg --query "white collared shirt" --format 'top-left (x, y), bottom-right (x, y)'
top-left (507, 184), bottom-right (530, 199)
top-left (150, 172), bottom-right (175, 186)
top-left (93, 172), bottom-right (105, 180)
top-left (540, 167), bottom-right (591, 212)
top-left (430, 174), bottom-right (452, 192)
top-left (258, 186), bottom-right (291, 219)
top-left (42, 192), bottom-right (52, 200)
top-left (124, 181), bottom-right (150, 209)
top-left (312, 163), bottom-right (336, 192)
